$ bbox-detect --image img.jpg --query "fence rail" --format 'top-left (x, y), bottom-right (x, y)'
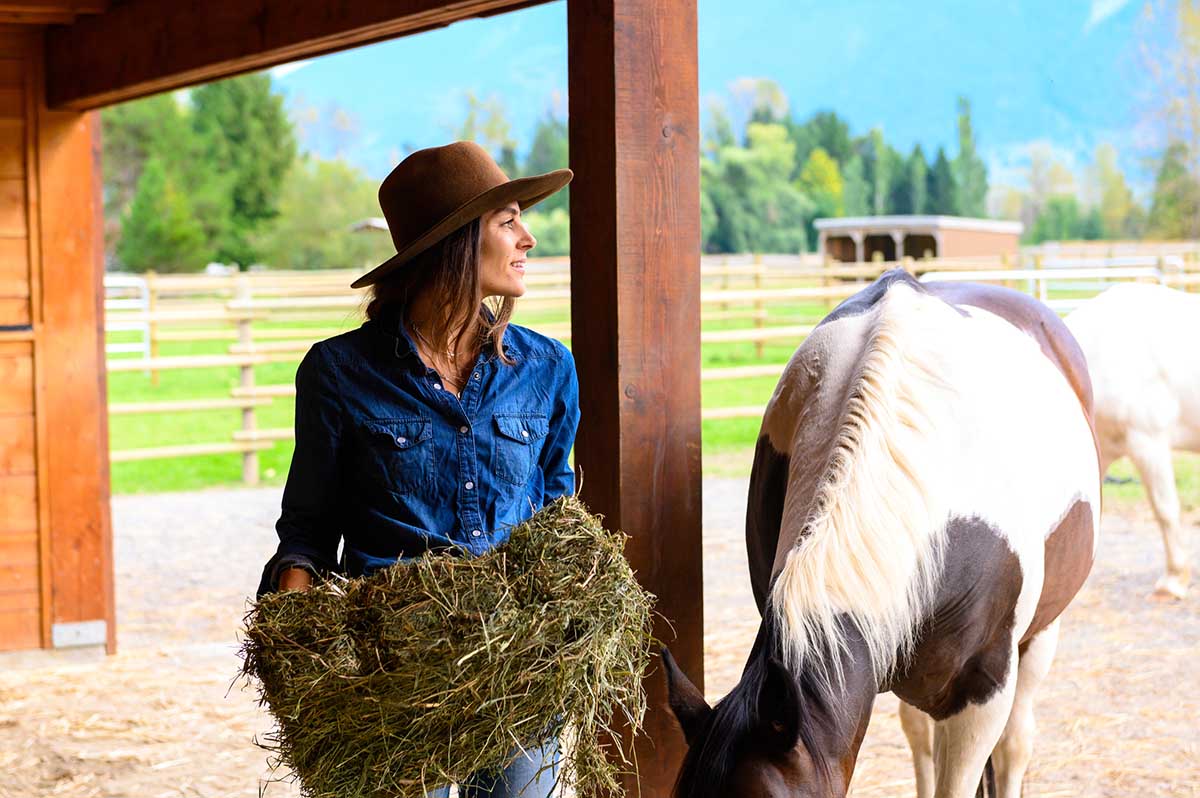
top-left (104, 248), bottom-right (1200, 478)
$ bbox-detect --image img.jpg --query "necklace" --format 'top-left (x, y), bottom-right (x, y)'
top-left (412, 324), bottom-right (457, 360)
top-left (411, 324), bottom-right (467, 395)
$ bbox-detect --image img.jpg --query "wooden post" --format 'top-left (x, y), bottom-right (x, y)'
top-left (1033, 254), bottom-right (1046, 301)
top-left (33, 56), bottom-right (115, 653)
top-left (720, 257), bottom-right (731, 312)
top-left (567, 0), bottom-right (703, 794)
top-left (146, 270), bottom-right (159, 385)
top-left (753, 254), bottom-right (764, 359)
top-left (821, 253), bottom-right (833, 313)
top-left (235, 273), bottom-right (258, 486)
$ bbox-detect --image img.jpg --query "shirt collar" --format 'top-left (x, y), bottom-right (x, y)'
top-left (375, 304), bottom-right (523, 363)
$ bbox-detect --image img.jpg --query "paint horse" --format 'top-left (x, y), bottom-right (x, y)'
top-left (1066, 282), bottom-right (1199, 598)
top-left (665, 271), bottom-right (1100, 798)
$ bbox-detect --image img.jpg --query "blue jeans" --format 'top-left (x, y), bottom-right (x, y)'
top-left (425, 738), bottom-right (560, 798)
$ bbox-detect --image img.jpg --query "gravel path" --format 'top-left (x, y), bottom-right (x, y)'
top-left (0, 481), bottom-right (1196, 797)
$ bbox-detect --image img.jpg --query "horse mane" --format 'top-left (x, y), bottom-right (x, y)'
top-left (768, 283), bottom-right (959, 691)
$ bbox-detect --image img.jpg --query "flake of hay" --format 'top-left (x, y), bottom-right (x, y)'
top-left (240, 496), bottom-right (655, 798)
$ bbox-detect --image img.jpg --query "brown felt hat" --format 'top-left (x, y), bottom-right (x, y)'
top-left (351, 141), bottom-right (572, 289)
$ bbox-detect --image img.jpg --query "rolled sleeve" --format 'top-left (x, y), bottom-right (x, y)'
top-left (256, 343), bottom-right (345, 597)
top-left (538, 347), bottom-right (580, 500)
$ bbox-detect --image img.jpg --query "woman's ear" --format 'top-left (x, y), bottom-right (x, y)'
top-left (662, 647), bottom-right (711, 747)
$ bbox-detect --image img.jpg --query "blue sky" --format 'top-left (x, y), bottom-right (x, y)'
top-left (268, 0), bottom-right (1151, 191)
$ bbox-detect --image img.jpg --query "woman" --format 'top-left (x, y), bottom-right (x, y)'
top-left (256, 141), bottom-right (579, 798)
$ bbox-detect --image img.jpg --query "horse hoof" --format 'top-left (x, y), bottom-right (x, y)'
top-left (1152, 575), bottom-right (1189, 601)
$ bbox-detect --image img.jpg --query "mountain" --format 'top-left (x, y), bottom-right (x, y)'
top-left (269, 0), bottom-right (1147, 185)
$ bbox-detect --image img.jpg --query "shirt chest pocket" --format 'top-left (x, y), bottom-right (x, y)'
top-left (493, 413), bottom-right (549, 485)
top-left (358, 417), bottom-right (433, 495)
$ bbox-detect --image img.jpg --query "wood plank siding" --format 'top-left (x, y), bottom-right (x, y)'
top-left (0, 28), bottom-right (113, 653)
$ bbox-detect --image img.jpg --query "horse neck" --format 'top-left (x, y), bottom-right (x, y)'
top-left (748, 617), bottom-right (878, 785)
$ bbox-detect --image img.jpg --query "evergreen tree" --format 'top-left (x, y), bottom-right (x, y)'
top-left (701, 123), bottom-right (812, 253)
top-left (927, 147), bottom-right (958, 215)
top-left (842, 155), bottom-right (871, 216)
top-left (524, 115), bottom-right (569, 213)
top-left (907, 145), bottom-right (929, 214)
top-left (116, 157), bottom-right (207, 273)
top-left (1149, 141), bottom-right (1200, 238)
top-left (1029, 195), bottom-right (1083, 243)
top-left (867, 130), bottom-right (886, 215)
top-left (789, 111), bottom-right (854, 171)
top-left (191, 73), bottom-right (296, 267)
top-left (953, 96), bottom-right (988, 216)
top-left (101, 95), bottom-right (193, 223)
top-left (256, 156), bottom-right (396, 271)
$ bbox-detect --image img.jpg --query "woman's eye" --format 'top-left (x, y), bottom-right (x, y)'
top-left (503, 219), bottom-right (516, 228)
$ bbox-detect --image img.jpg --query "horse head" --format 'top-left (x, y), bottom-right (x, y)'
top-left (663, 646), bottom-right (852, 798)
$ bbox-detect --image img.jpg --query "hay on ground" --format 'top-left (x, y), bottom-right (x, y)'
top-left (240, 496), bottom-right (655, 798)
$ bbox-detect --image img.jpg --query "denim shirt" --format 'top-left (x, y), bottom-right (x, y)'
top-left (256, 308), bottom-right (580, 597)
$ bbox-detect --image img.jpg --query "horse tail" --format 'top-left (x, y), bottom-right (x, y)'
top-left (974, 756), bottom-right (996, 798)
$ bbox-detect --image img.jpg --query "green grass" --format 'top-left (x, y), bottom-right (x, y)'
top-left (1101, 453), bottom-right (1200, 513)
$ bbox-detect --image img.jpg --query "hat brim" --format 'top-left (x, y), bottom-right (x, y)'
top-left (351, 168), bottom-right (573, 289)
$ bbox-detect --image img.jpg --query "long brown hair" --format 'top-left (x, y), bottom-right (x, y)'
top-left (365, 217), bottom-right (515, 365)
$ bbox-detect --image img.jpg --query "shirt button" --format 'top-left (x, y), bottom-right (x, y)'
top-left (465, 481), bottom-right (474, 490)
top-left (473, 372), bottom-right (480, 380)
top-left (433, 384), bottom-right (443, 391)
top-left (459, 425), bottom-right (469, 434)
top-left (396, 436), bottom-right (407, 445)
top-left (521, 430), bottom-right (530, 438)
top-left (471, 529), bottom-right (482, 537)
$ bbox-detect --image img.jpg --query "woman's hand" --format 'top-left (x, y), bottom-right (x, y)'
top-left (279, 567), bottom-right (313, 591)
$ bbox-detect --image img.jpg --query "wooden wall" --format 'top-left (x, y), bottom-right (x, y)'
top-left (0, 26), bottom-right (113, 653)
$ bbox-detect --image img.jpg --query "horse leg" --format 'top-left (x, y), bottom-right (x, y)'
top-left (899, 700), bottom-right (935, 798)
top-left (991, 619), bottom-right (1059, 798)
top-left (1126, 433), bottom-right (1190, 598)
top-left (931, 647), bottom-right (1019, 798)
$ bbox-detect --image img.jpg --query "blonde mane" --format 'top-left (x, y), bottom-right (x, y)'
top-left (768, 285), bottom-right (960, 690)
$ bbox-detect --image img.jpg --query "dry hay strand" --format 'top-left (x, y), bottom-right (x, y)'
top-left (240, 496), bottom-right (655, 798)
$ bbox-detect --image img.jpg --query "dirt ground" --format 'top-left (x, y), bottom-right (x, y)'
top-left (0, 480), bottom-right (1197, 798)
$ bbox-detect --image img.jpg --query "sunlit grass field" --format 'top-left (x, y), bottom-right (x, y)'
top-left (105, 290), bottom-right (1200, 513)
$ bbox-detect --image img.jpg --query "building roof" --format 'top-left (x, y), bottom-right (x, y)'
top-left (814, 215), bottom-right (1023, 235)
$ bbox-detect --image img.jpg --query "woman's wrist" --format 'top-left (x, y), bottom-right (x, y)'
top-left (279, 567), bottom-right (313, 591)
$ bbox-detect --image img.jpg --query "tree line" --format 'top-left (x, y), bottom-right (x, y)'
top-left (697, 85), bottom-right (987, 253)
top-left (104, 68), bottom-right (1200, 272)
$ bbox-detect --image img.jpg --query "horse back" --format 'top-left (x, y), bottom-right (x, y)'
top-left (746, 272), bottom-right (1100, 645)
top-left (923, 280), bottom-right (1095, 426)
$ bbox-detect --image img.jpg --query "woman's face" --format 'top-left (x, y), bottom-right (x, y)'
top-left (479, 203), bottom-right (537, 298)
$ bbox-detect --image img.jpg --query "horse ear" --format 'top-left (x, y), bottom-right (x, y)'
top-left (756, 657), bottom-right (802, 753)
top-left (662, 647), bottom-right (711, 746)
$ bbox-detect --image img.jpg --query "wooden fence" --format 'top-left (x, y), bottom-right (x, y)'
top-left (103, 250), bottom-right (1200, 482)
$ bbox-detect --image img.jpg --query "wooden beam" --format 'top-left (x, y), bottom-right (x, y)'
top-left (45, 0), bottom-right (548, 110)
top-left (0, 2), bottom-right (107, 12)
top-left (567, 0), bottom-right (702, 795)
top-left (0, 1), bottom-right (106, 25)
